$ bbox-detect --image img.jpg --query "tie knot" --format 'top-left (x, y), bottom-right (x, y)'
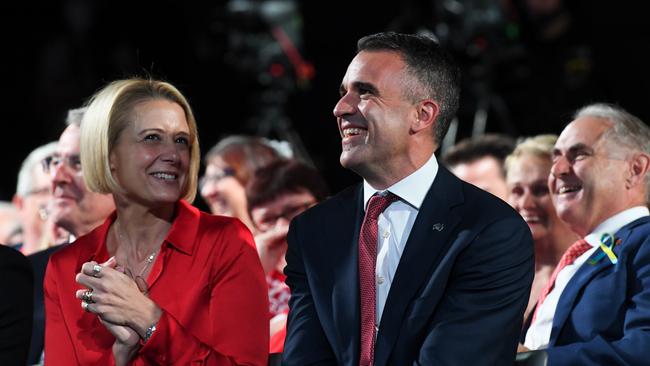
top-left (365, 192), bottom-right (398, 221)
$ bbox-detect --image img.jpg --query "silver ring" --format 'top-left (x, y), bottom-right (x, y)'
top-left (81, 290), bottom-right (94, 303)
top-left (92, 264), bottom-right (103, 277)
top-left (82, 301), bottom-right (90, 312)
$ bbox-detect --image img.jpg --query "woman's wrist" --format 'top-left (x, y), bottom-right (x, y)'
top-left (132, 297), bottom-right (162, 340)
top-left (113, 341), bottom-right (140, 366)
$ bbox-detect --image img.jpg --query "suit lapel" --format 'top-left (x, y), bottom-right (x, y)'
top-left (549, 217), bottom-right (649, 345)
top-left (374, 166), bottom-right (463, 366)
top-left (330, 185), bottom-right (365, 364)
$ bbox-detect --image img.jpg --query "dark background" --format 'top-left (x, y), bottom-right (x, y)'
top-left (1, 0), bottom-right (648, 210)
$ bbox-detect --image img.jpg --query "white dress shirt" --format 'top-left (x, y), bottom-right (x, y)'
top-left (524, 206), bottom-right (650, 350)
top-left (363, 152), bottom-right (438, 326)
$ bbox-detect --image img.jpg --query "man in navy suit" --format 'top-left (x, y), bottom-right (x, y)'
top-left (522, 103), bottom-right (650, 365)
top-left (282, 32), bottom-right (534, 365)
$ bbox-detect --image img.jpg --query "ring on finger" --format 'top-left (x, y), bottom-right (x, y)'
top-left (81, 290), bottom-right (94, 303)
top-left (82, 301), bottom-right (90, 312)
top-left (91, 264), bottom-right (103, 277)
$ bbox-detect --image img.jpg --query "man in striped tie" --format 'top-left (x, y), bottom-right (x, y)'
top-left (522, 103), bottom-right (650, 365)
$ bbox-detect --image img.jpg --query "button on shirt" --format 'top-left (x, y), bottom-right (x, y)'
top-left (524, 206), bottom-right (650, 350)
top-left (363, 152), bottom-right (438, 325)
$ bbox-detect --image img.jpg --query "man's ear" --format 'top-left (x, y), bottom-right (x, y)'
top-left (11, 194), bottom-right (23, 210)
top-left (411, 99), bottom-right (439, 134)
top-left (626, 152), bottom-right (650, 189)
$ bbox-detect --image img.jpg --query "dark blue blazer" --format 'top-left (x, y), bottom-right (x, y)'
top-left (0, 245), bottom-right (33, 366)
top-left (26, 245), bottom-right (62, 365)
top-left (282, 165), bottom-right (535, 365)
top-left (545, 215), bottom-right (650, 366)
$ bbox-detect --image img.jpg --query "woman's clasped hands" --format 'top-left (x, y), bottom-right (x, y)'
top-left (75, 257), bottom-right (162, 364)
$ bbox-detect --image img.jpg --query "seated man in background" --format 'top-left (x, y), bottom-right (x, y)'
top-left (522, 103), bottom-right (650, 365)
top-left (45, 107), bottom-right (116, 242)
top-left (12, 141), bottom-right (68, 256)
top-left (246, 159), bottom-right (329, 353)
top-left (442, 133), bottom-right (515, 201)
top-left (27, 107), bottom-right (115, 365)
top-left (0, 201), bottom-right (21, 246)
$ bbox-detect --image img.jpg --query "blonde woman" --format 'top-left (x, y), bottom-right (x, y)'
top-left (44, 78), bottom-right (268, 365)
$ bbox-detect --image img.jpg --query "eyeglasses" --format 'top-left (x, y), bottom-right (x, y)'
top-left (255, 201), bottom-right (316, 231)
top-left (42, 154), bottom-right (82, 173)
top-left (199, 168), bottom-right (235, 190)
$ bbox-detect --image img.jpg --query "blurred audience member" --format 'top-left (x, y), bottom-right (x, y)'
top-left (247, 159), bottom-right (329, 352)
top-left (522, 104), bottom-right (650, 365)
top-left (443, 134), bottom-right (516, 201)
top-left (47, 107), bottom-right (115, 239)
top-left (505, 134), bottom-right (577, 319)
top-left (45, 78), bottom-right (268, 365)
top-left (11, 141), bottom-right (67, 255)
top-left (0, 244), bottom-right (33, 365)
top-left (200, 135), bottom-right (283, 233)
top-left (0, 201), bottom-right (21, 246)
top-left (26, 107), bottom-right (115, 365)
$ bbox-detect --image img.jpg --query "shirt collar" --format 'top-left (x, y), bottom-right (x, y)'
top-left (165, 200), bottom-right (200, 255)
top-left (363, 152), bottom-right (438, 210)
top-left (585, 206), bottom-right (650, 247)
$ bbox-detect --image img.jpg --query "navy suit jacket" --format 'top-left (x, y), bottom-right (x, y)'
top-left (545, 216), bottom-right (650, 365)
top-left (26, 245), bottom-right (62, 365)
top-left (0, 245), bottom-right (33, 366)
top-left (282, 165), bottom-right (535, 365)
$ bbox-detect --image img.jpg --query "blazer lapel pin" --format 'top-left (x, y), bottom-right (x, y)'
top-left (432, 223), bottom-right (444, 232)
top-left (588, 233), bottom-right (618, 265)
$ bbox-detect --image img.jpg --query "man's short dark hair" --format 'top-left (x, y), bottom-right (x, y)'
top-left (442, 134), bottom-right (516, 177)
top-left (247, 159), bottom-right (329, 213)
top-left (357, 32), bottom-right (461, 145)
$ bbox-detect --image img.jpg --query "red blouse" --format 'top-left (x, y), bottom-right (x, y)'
top-left (44, 200), bottom-right (269, 365)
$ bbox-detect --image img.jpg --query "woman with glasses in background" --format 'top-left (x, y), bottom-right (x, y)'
top-left (246, 159), bottom-right (329, 353)
top-left (200, 135), bottom-right (283, 234)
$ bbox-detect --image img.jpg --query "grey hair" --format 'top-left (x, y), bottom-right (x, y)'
top-left (575, 103), bottom-right (650, 199)
top-left (16, 141), bottom-right (58, 197)
top-left (66, 107), bottom-right (87, 127)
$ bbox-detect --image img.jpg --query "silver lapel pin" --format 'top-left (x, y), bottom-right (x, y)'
top-left (432, 223), bottom-right (444, 232)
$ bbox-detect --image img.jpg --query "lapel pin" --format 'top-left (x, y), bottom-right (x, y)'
top-left (432, 223), bottom-right (444, 232)
top-left (588, 232), bottom-right (618, 265)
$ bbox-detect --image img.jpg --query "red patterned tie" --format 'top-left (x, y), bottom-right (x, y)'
top-left (359, 192), bottom-right (398, 366)
top-left (532, 238), bottom-right (592, 322)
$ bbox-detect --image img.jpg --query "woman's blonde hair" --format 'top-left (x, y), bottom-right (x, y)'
top-left (504, 134), bottom-right (557, 177)
top-left (80, 78), bottom-right (200, 202)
